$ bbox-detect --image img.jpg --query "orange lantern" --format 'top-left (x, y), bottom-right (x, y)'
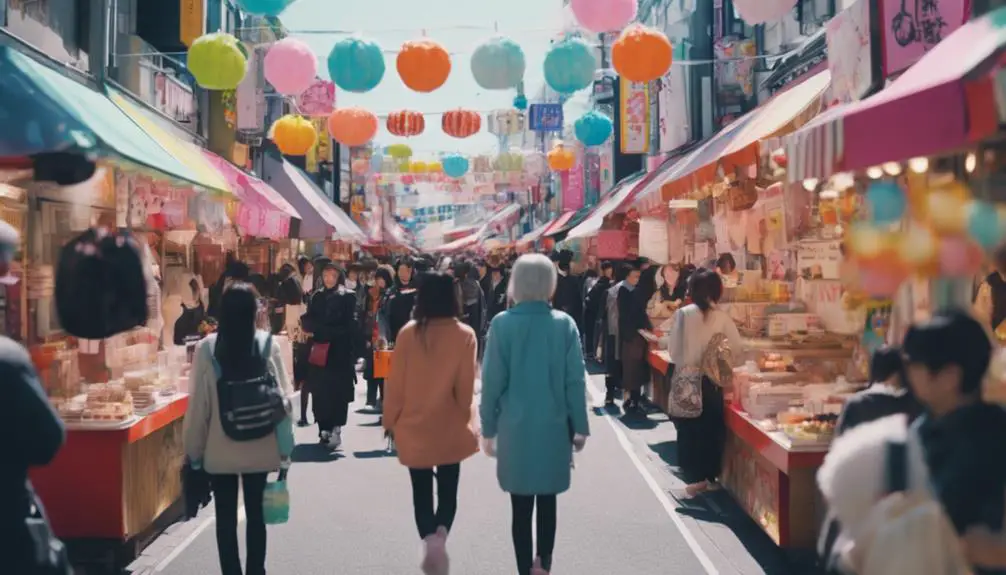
top-left (270, 114), bottom-right (317, 156)
top-left (547, 144), bottom-right (575, 171)
top-left (442, 109), bottom-right (482, 139)
top-left (611, 24), bottom-right (673, 83)
top-left (396, 39), bottom-right (452, 93)
top-left (386, 110), bottom-right (426, 137)
top-left (327, 107), bottom-right (379, 147)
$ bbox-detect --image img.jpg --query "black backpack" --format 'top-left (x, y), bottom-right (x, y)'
top-left (207, 333), bottom-right (287, 442)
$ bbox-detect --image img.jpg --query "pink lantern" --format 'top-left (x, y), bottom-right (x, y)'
top-left (732, 0), bottom-right (799, 25)
top-left (264, 38), bottom-right (318, 96)
top-left (938, 236), bottom-right (984, 277)
top-left (570, 0), bottom-right (637, 33)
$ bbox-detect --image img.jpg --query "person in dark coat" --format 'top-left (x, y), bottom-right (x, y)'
top-left (207, 254), bottom-right (249, 319)
top-left (583, 262), bottom-right (613, 360)
top-left (363, 265), bottom-right (394, 409)
top-left (380, 257), bottom-right (418, 345)
top-left (297, 256), bottom-right (315, 303)
top-left (455, 260), bottom-right (487, 355)
top-left (617, 263), bottom-right (652, 412)
top-left (484, 265), bottom-right (508, 325)
top-left (301, 262), bottom-right (359, 449)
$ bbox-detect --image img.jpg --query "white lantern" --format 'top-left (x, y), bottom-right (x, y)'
top-left (487, 109), bottom-right (525, 136)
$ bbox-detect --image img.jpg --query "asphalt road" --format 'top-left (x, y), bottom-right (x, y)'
top-left (142, 370), bottom-right (800, 575)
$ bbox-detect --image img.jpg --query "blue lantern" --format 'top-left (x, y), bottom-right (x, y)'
top-left (543, 37), bottom-right (595, 94)
top-left (369, 153), bottom-right (384, 172)
top-left (442, 154), bottom-right (470, 179)
top-left (968, 200), bottom-right (1003, 250)
top-left (327, 37), bottom-right (385, 93)
top-left (237, 0), bottom-right (290, 16)
top-left (470, 36), bottom-right (526, 90)
top-left (513, 93), bottom-right (528, 111)
top-left (574, 110), bottom-right (612, 146)
top-left (864, 180), bottom-right (906, 224)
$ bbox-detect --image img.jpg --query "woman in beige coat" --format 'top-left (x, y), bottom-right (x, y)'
top-left (384, 272), bottom-right (479, 575)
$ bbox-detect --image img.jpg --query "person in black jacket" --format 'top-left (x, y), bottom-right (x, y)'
top-left (617, 264), bottom-right (652, 412)
top-left (380, 257), bottom-right (418, 345)
top-left (484, 264), bottom-right (508, 325)
top-left (584, 262), bottom-right (613, 360)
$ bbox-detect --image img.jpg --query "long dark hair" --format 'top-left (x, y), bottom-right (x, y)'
top-left (215, 282), bottom-right (259, 369)
top-left (688, 268), bottom-right (723, 314)
top-left (413, 272), bottom-right (459, 330)
top-left (670, 264), bottom-right (696, 301)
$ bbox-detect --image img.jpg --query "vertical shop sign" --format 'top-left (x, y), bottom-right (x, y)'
top-left (619, 78), bottom-right (650, 154)
top-left (827, 0), bottom-right (875, 103)
top-left (881, 0), bottom-right (967, 76)
top-left (561, 148), bottom-right (585, 212)
top-left (713, 37), bottom-right (756, 127)
top-left (658, 49), bottom-right (691, 153)
top-left (236, 48), bottom-right (265, 132)
top-left (180, 0), bottom-right (204, 47)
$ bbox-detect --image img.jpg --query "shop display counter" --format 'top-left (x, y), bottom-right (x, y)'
top-left (30, 394), bottom-right (189, 571)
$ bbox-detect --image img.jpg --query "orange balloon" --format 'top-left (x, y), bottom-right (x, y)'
top-left (327, 107), bottom-right (379, 147)
top-left (397, 39), bottom-right (452, 92)
top-left (611, 24), bottom-right (673, 83)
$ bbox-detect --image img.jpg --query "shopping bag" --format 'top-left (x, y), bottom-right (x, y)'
top-left (373, 349), bottom-right (392, 379)
top-left (307, 342), bottom-right (330, 367)
top-left (262, 472), bottom-right (290, 525)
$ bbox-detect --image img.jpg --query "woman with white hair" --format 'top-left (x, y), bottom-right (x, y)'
top-left (480, 253), bottom-right (591, 575)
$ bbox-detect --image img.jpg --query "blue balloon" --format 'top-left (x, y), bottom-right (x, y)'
top-left (442, 154), bottom-right (469, 179)
top-left (369, 153), bottom-right (383, 172)
top-left (327, 37), bottom-right (385, 93)
top-left (470, 36), bottom-right (526, 90)
top-left (865, 181), bottom-right (906, 224)
top-left (543, 38), bottom-right (595, 94)
top-left (237, 0), bottom-right (290, 16)
top-left (968, 200), bottom-right (1003, 249)
top-left (574, 110), bottom-right (613, 147)
top-left (513, 93), bottom-right (528, 111)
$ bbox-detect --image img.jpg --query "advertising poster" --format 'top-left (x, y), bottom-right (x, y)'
top-left (619, 78), bottom-right (650, 154)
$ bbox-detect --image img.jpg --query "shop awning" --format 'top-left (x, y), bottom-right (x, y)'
top-left (784, 8), bottom-right (1006, 181)
top-left (201, 150), bottom-right (300, 239)
top-left (479, 203), bottom-right (522, 235)
top-left (545, 205), bottom-right (593, 241)
top-left (433, 233), bottom-right (481, 254)
top-left (0, 47), bottom-right (222, 191)
top-left (631, 146), bottom-right (702, 214)
top-left (263, 154), bottom-right (365, 241)
top-left (564, 171), bottom-right (648, 240)
top-left (517, 215), bottom-right (561, 245)
top-left (661, 70), bottom-right (830, 200)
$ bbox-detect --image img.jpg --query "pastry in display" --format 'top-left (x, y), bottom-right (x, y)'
top-left (132, 386), bottom-right (157, 411)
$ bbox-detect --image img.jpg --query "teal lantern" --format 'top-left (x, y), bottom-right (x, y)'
top-left (574, 110), bottom-right (613, 146)
top-left (864, 180), bottom-right (906, 224)
top-left (237, 0), bottom-right (290, 16)
top-left (442, 154), bottom-right (469, 179)
top-left (513, 93), bottom-right (528, 111)
top-left (967, 200), bottom-right (1004, 250)
top-left (327, 36), bottom-right (385, 93)
top-left (543, 37), bottom-right (595, 94)
top-left (470, 36), bottom-right (526, 90)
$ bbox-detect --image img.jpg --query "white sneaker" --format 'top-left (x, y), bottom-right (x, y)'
top-left (331, 427), bottom-right (342, 449)
top-left (319, 430), bottom-right (331, 445)
top-left (420, 527), bottom-right (449, 575)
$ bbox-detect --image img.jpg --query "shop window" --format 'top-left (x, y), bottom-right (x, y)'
top-left (798, 0), bottom-right (835, 35)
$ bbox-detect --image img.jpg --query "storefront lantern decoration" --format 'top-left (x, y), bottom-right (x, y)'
top-left (428, 161), bottom-right (443, 173)
top-left (442, 154), bottom-right (469, 178)
top-left (897, 225), bottom-right (939, 275)
top-left (732, 0), bottom-right (799, 26)
top-left (494, 150), bottom-right (523, 172)
top-left (188, 33), bottom-right (247, 90)
top-left (385, 143), bottom-right (413, 159)
top-left (386, 110), bottom-right (426, 137)
top-left (487, 109), bottom-right (524, 136)
top-left (470, 36), bottom-right (526, 90)
top-left (327, 107), bottom-right (379, 147)
top-left (966, 200), bottom-right (1004, 250)
top-left (611, 24), bottom-right (673, 83)
top-left (925, 189), bottom-right (968, 235)
top-left (543, 37), bottom-right (595, 94)
top-left (442, 109), bottom-right (482, 139)
top-left (328, 36), bottom-right (385, 93)
top-left (547, 144), bottom-right (576, 171)
top-left (513, 93), bottom-right (528, 111)
top-left (270, 114), bottom-right (317, 156)
top-left (938, 236), bottom-right (984, 276)
top-left (397, 39), bottom-right (452, 93)
top-left (263, 38), bottom-right (317, 95)
top-left (864, 180), bottom-right (906, 224)
top-left (409, 161), bottom-right (429, 174)
top-left (237, 0), bottom-right (290, 16)
top-left (574, 110), bottom-right (613, 147)
top-left (570, 0), bottom-right (637, 33)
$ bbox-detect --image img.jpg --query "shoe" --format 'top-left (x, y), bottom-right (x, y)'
top-left (604, 391), bottom-right (615, 406)
top-left (684, 480), bottom-right (710, 498)
top-left (420, 527), bottom-right (449, 575)
top-left (319, 430), bottom-right (331, 445)
top-left (297, 419), bottom-right (309, 427)
top-left (331, 427), bottom-right (342, 449)
top-left (530, 557), bottom-right (549, 575)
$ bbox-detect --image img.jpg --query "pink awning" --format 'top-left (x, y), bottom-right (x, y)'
top-left (202, 150), bottom-right (301, 239)
top-left (517, 216), bottom-right (560, 245)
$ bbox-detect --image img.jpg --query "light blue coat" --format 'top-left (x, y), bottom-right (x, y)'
top-left (480, 301), bottom-right (590, 496)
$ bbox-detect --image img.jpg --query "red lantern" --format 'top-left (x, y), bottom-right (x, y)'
top-left (442, 109), bottom-right (482, 139)
top-left (386, 110), bottom-right (425, 137)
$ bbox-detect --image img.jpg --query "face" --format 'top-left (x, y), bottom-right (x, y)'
top-left (322, 268), bottom-right (338, 289)
top-left (602, 266), bottom-right (613, 278)
top-left (398, 265), bottom-right (412, 284)
top-left (906, 362), bottom-right (963, 416)
top-left (491, 269), bottom-right (502, 282)
top-left (304, 262), bottom-right (314, 275)
top-left (376, 276), bottom-right (387, 289)
top-left (626, 270), bottom-right (641, 286)
top-left (478, 264), bottom-right (488, 277)
top-left (347, 269), bottom-right (358, 282)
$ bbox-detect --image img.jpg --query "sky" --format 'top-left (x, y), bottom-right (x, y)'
top-left (277, 0), bottom-right (588, 158)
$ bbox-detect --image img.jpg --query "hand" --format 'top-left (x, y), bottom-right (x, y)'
top-left (572, 434), bottom-right (587, 452)
top-left (963, 525), bottom-right (1006, 568)
top-left (481, 436), bottom-right (497, 458)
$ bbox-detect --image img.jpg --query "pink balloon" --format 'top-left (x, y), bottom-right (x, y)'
top-left (570, 0), bottom-right (637, 33)
top-left (732, 0), bottom-right (799, 25)
top-left (264, 38), bottom-right (318, 96)
top-left (938, 236), bottom-right (983, 277)
top-left (858, 265), bottom-right (904, 298)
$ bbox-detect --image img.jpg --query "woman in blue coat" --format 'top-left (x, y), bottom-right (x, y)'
top-left (480, 253), bottom-right (591, 575)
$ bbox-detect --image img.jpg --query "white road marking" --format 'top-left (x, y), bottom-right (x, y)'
top-left (585, 376), bottom-right (720, 575)
top-left (154, 503), bottom-right (245, 571)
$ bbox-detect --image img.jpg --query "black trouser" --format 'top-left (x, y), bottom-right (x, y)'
top-left (365, 378), bottom-right (384, 405)
top-left (408, 463), bottom-right (461, 539)
top-left (583, 315), bottom-right (596, 358)
top-left (674, 377), bottom-right (726, 484)
top-left (211, 473), bottom-right (268, 575)
top-left (510, 494), bottom-right (557, 575)
top-left (604, 334), bottom-right (622, 397)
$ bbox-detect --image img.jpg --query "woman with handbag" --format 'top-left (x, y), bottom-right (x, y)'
top-left (666, 268), bottom-right (744, 498)
top-left (481, 254), bottom-right (591, 575)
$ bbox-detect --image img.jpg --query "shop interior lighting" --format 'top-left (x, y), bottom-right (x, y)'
top-left (819, 189), bottom-right (839, 200)
top-left (802, 177), bottom-right (819, 192)
top-left (667, 199), bottom-right (699, 209)
top-left (909, 157), bottom-right (929, 173)
top-left (882, 162), bottom-right (902, 176)
top-left (966, 153), bottom-right (977, 173)
top-left (830, 172), bottom-right (855, 191)
top-left (865, 166), bottom-right (884, 179)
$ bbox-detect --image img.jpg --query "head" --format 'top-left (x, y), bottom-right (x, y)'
top-left (716, 253), bottom-right (737, 275)
top-left (903, 309), bottom-right (991, 417)
top-left (637, 257), bottom-right (651, 271)
top-left (508, 254), bottom-right (558, 304)
top-left (216, 282), bottom-right (259, 362)
top-left (225, 260), bottom-right (250, 282)
top-left (584, 268), bottom-right (598, 280)
top-left (321, 263), bottom-right (342, 289)
top-left (688, 268), bottom-right (724, 312)
top-left (477, 261), bottom-right (488, 278)
top-left (298, 256), bottom-right (313, 277)
top-left (600, 261), bottom-right (613, 279)
top-left (413, 272), bottom-right (459, 325)
top-left (397, 256), bottom-right (414, 285)
top-left (346, 263), bottom-right (361, 283)
top-left (673, 264), bottom-right (697, 298)
top-left (490, 266), bottom-right (503, 282)
top-left (625, 264), bottom-right (642, 287)
top-left (0, 219), bottom-right (20, 286)
top-left (374, 265), bottom-right (394, 290)
top-left (870, 346), bottom-right (904, 387)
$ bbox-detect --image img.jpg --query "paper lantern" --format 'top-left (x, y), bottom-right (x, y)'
top-left (385, 143), bottom-right (413, 159)
top-left (442, 154), bottom-right (469, 178)
top-left (188, 33), bottom-right (247, 90)
top-left (857, 261), bottom-right (907, 298)
top-left (547, 145), bottom-right (576, 171)
top-left (264, 38), bottom-right (317, 95)
top-left (570, 0), bottom-right (637, 33)
top-left (409, 161), bottom-right (429, 174)
top-left (967, 200), bottom-right (1004, 250)
top-left (487, 109), bottom-right (524, 136)
top-left (939, 236), bottom-right (984, 276)
top-left (328, 36), bottom-right (385, 93)
top-left (397, 39), bottom-right (451, 93)
top-left (513, 93), bottom-right (528, 111)
top-left (442, 109), bottom-right (482, 139)
top-left (326, 107), bottom-right (378, 147)
top-left (270, 115), bottom-right (317, 156)
top-left (428, 161), bottom-right (443, 173)
top-left (543, 37), bottom-right (595, 94)
top-left (611, 24), bottom-right (673, 83)
top-left (732, 0), bottom-right (799, 25)
top-left (470, 36), bottom-right (526, 90)
top-left (864, 180), bottom-right (906, 224)
top-left (237, 0), bottom-right (289, 16)
top-left (386, 110), bottom-right (426, 137)
top-left (574, 110), bottom-right (613, 147)
top-left (897, 225), bottom-right (938, 272)
top-left (494, 151), bottom-right (523, 172)
top-left (352, 158), bottom-right (370, 174)
top-left (926, 190), bottom-right (967, 234)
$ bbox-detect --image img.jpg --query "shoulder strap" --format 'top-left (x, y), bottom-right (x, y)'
top-left (885, 439), bottom-right (908, 494)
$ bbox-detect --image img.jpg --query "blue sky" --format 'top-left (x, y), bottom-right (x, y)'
top-left (278, 0), bottom-right (578, 158)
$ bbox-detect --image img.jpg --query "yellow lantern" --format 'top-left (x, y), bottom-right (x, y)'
top-left (270, 115), bottom-right (317, 156)
top-left (428, 161), bottom-right (443, 173)
top-left (410, 161), bottom-right (428, 173)
top-left (547, 144), bottom-right (575, 171)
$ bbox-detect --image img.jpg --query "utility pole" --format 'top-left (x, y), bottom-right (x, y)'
top-left (89, 0), bottom-right (110, 85)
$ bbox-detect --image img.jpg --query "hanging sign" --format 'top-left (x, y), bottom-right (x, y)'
top-left (827, 0), bottom-right (875, 103)
top-left (528, 104), bottom-right (564, 132)
top-left (797, 239), bottom-right (842, 280)
top-left (619, 77), bottom-right (649, 154)
top-left (297, 79), bottom-right (336, 117)
top-left (179, 0), bottom-right (204, 47)
top-left (880, 0), bottom-right (967, 77)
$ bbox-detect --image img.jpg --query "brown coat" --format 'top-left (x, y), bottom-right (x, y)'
top-left (384, 318), bottom-right (479, 469)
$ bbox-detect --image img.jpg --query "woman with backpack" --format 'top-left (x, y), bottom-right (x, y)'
top-left (184, 282), bottom-right (294, 575)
